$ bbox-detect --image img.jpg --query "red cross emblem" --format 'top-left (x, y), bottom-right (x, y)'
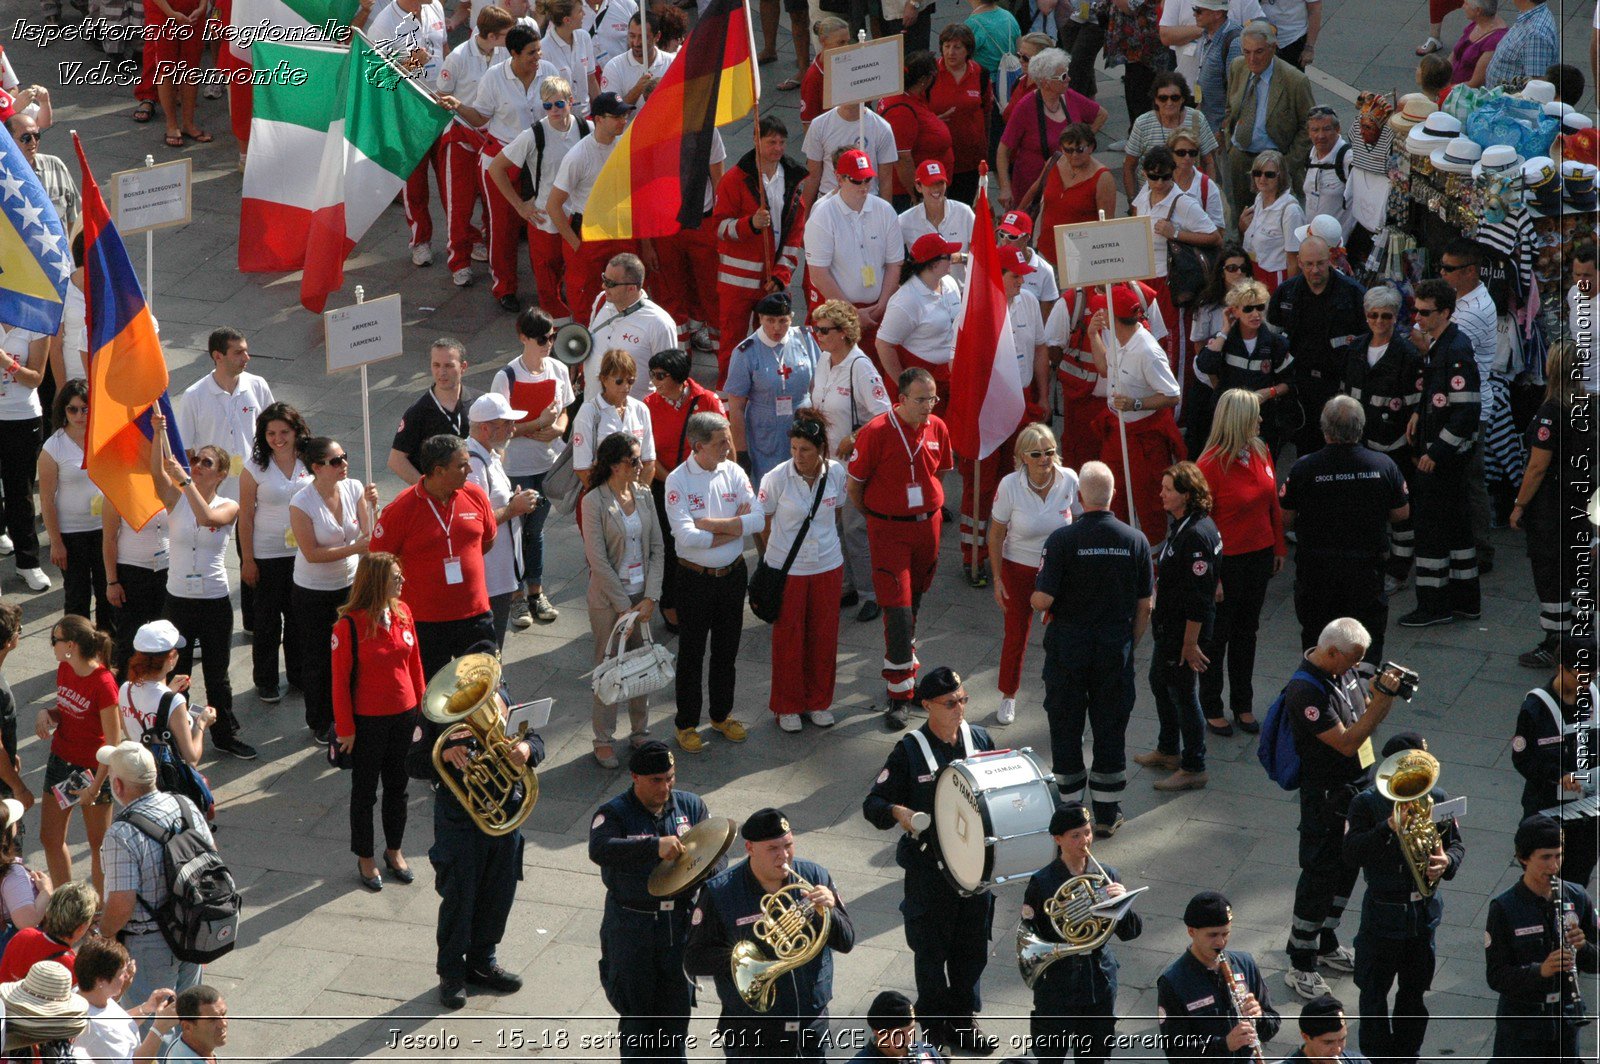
top-left (777, 363), bottom-right (793, 381)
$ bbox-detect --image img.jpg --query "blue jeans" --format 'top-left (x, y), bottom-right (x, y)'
top-left (1149, 637), bottom-right (1206, 773)
top-left (511, 473), bottom-right (550, 589)
top-left (120, 929), bottom-right (202, 1011)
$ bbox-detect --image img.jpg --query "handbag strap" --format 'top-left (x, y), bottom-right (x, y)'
top-left (774, 466), bottom-right (831, 578)
top-left (674, 395), bottom-right (702, 467)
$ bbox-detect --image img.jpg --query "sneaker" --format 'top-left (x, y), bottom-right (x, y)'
top-left (471, 243), bottom-right (489, 262)
top-left (806, 710), bottom-right (835, 727)
top-left (996, 698), bottom-right (1016, 725)
top-left (1094, 814), bottom-right (1125, 839)
top-left (1398, 609), bottom-right (1454, 628)
top-left (1285, 968), bottom-right (1332, 999)
top-left (1317, 946), bottom-right (1356, 973)
top-left (439, 980), bottom-right (467, 1010)
top-left (20, 568), bottom-right (50, 592)
top-left (710, 719), bottom-right (747, 743)
top-left (466, 963), bottom-right (523, 993)
top-left (1133, 750), bottom-right (1181, 770)
top-left (531, 593), bottom-right (559, 623)
top-left (676, 728), bottom-right (704, 752)
top-left (498, 294), bottom-right (521, 313)
top-left (777, 714), bottom-right (802, 733)
top-left (689, 324), bottom-right (715, 351)
top-left (509, 597), bottom-right (533, 629)
top-left (840, 590), bottom-right (860, 609)
top-left (257, 685), bottom-right (281, 704)
top-left (452, 267), bottom-right (474, 287)
top-left (1452, 608), bottom-right (1482, 621)
top-left (1153, 769), bottom-right (1209, 791)
top-left (1520, 638), bottom-right (1558, 669)
top-left (411, 243), bottom-right (433, 267)
top-left (884, 702), bottom-right (910, 729)
top-left (213, 736), bottom-right (259, 761)
top-left (856, 601), bottom-right (881, 623)
top-left (0, 534), bottom-right (13, 556)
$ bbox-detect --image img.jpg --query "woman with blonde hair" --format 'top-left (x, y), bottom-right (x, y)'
top-left (1237, 148), bottom-right (1305, 291)
top-left (571, 349), bottom-right (656, 487)
top-left (333, 552), bottom-right (425, 892)
top-left (1168, 128), bottom-right (1224, 232)
top-left (1195, 279), bottom-right (1293, 457)
top-left (986, 423), bottom-right (1079, 725)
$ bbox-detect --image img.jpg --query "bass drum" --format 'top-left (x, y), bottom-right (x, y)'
top-left (932, 748), bottom-right (1060, 896)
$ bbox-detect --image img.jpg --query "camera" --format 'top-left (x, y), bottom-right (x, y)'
top-left (1375, 662), bottom-right (1420, 701)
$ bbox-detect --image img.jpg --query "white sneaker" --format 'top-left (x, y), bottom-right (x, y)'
top-left (452, 267), bottom-right (474, 287)
top-left (411, 244), bottom-right (434, 267)
top-left (997, 698), bottom-right (1016, 725)
top-left (806, 710), bottom-right (835, 727)
top-left (0, 534), bottom-right (13, 556)
top-left (21, 568), bottom-right (51, 592)
top-left (1284, 968), bottom-right (1332, 1000)
top-left (777, 714), bottom-right (802, 733)
top-left (471, 243), bottom-right (489, 262)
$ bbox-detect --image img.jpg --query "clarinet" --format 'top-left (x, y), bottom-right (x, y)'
top-left (1552, 874), bottom-right (1592, 1029)
top-left (1215, 954), bottom-right (1266, 1064)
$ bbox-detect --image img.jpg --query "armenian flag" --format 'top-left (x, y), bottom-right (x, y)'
top-left (581, 0), bottom-right (758, 240)
top-left (74, 134), bottom-right (184, 531)
top-left (0, 127), bottom-right (71, 335)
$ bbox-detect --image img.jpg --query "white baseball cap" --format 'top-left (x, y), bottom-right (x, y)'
top-left (469, 393), bottom-right (528, 423)
top-left (132, 620), bottom-right (184, 654)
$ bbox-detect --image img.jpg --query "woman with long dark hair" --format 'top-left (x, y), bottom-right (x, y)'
top-left (1180, 244), bottom-right (1250, 456)
top-left (38, 381), bottom-right (108, 628)
top-left (239, 403), bottom-right (313, 704)
top-left (36, 616), bottom-right (118, 895)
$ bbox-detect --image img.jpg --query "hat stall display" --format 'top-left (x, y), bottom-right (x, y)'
top-left (1430, 138), bottom-right (1482, 174)
top-left (1389, 92), bottom-right (1437, 135)
top-left (1471, 143), bottom-right (1523, 181)
top-left (1564, 127), bottom-right (1600, 166)
top-left (1523, 155), bottom-right (1562, 214)
top-left (1563, 161), bottom-right (1599, 210)
top-left (1517, 79), bottom-right (1557, 105)
top-left (1406, 111), bottom-right (1461, 155)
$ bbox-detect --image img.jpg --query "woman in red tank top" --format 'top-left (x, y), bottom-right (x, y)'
top-left (1037, 123), bottom-right (1116, 272)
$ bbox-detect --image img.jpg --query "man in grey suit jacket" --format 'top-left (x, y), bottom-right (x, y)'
top-left (1224, 21), bottom-right (1315, 221)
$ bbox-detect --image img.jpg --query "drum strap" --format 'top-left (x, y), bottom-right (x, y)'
top-left (905, 723), bottom-right (975, 775)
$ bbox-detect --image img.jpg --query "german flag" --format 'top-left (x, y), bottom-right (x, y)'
top-left (581, 0), bottom-right (758, 240)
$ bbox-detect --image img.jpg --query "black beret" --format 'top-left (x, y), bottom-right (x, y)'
top-left (916, 666), bottom-right (963, 703)
top-left (1298, 993), bottom-right (1346, 1036)
top-left (754, 292), bottom-right (792, 317)
top-left (1515, 813), bottom-right (1562, 858)
top-left (629, 740), bottom-right (674, 775)
top-left (866, 990), bottom-right (915, 1032)
top-left (1381, 732), bottom-right (1427, 758)
top-left (741, 807), bottom-right (792, 842)
top-left (1183, 890), bottom-right (1233, 928)
top-left (1050, 801), bottom-right (1091, 836)
top-left (1560, 633), bottom-right (1595, 673)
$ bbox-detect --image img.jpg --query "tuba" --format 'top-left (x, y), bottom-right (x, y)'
top-left (1375, 748), bottom-right (1442, 898)
top-left (422, 653), bottom-right (539, 836)
top-left (1016, 854), bottom-right (1119, 988)
top-left (730, 865), bottom-right (832, 1012)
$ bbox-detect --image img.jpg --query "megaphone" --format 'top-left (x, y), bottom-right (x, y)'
top-left (552, 323), bottom-right (592, 368)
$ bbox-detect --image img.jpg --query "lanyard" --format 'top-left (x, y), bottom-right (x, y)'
top-left (765, 334), bottom-right (793, 395)
top-left (1157, 512), bottom-right (1195, 566)
top-left (424, 489), bottom-right (456, 555)
top-left (591, 298), bottom-right (647, 339)
top-left (889, 413), bottom-right (924, 483)
top-left (429, 390), bottom-right (467, 436)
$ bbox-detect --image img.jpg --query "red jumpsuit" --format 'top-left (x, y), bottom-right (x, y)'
top-left (713, 152), bottom-right (809, 387)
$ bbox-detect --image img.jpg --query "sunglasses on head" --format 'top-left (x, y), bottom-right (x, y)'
top-left (1252, 169), bottom-right (1279, 179)
top-left (1241, 302), bottom-right (1266, 313)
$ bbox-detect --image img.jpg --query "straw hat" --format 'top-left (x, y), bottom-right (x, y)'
top-left (1, 961), bottom-right (89, 1050)
top-left (1388, 93), bottom-right (1437, 134)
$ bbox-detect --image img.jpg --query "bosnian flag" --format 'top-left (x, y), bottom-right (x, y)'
top-left (947, 177), bottom-right (1024, 460)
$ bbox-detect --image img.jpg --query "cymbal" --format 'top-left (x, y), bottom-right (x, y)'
top-left (648, 817), bottom-right (737, 897)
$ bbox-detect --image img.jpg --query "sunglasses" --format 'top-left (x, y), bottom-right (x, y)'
top-left (1240, 303), bottom-right (1266, 313)
top-left (625, 455), bottom-right (643, 467)
top-left (192, 456), bottom-right (218, 469)
top-left (937, 694), bottom-right (971, 707)
top-left (1439, 262), bottom-right (1471, 274)
top-left (319, 454), bottom-right (349, 467)
top-left (1024, 448), bottom-right (1057, 459)
top-left (1252, 170), bottom-right (1278, 179)
top-left (1145, 171), bottom-right (1174, 181)
top-left (843, 175), bottom-right (872, 186)
top-left (1223, 263), bottom-right (1246, 273)
top-left (600, 277), bottom-right (636, 287)
top-left (65, 404), bottom-right (87, 415)
top-left (1062, 143), bottom-right (1092, 153)
top-left (612, 376), bottom-right (636, 386)
top-left (1365, 311), bottom-right (1395, 320)
top-left (812, 324), bottom-right (840, 334)
top-left (1173, 148), bottom-right (1199, 157)
top-left (649, 369), bottom-right (671, 380)
top-left (542, 99), bottom-right (569, 109)
top-left (17, 132), bottom-right (40, 144)
top-left (1155, 93), bottom-right (1183, 102)
top-left (1414, 306), bottom-right (1442, 317)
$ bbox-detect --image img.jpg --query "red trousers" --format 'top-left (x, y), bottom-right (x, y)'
top-left (1098, 408), bottom-right (1185, 542)
top-left (443, 130), bottom-right (486, 273)
top-left (957, 448), bottom-right (1006, 567)
top-left (868, 514), bottom-right (940, 704)
top-left (652, 227), bottom-right (719, 339)
top-left (480, 142), bottom-right (526, 300)
top-left (1428, 0), bottom-right (1461, 22)
top-left (1251, 262), bottom-right (1285, 295)
top-left (1148, 276), bottom-right (1181, 374)
top-left (528, 228), bottom-right (572, 321)
top-left (402, 141), bottom-right (446, 249)
top-left (769, 566), bottom-right (843, 715)
top-left (1059, 391), bottom-right (1103, 472)
top-left (566, 238), bottom-right (638, 332)
top-left (998, 557), bottom-right (1040, 697)
top-left (717, 285), bottom-right (763, 386)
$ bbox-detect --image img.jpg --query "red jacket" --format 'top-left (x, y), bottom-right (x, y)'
top-left (331, 605), bottom-right (429, 739)
top-left (370, 482), bottom-right (497, 623)
top-left (713, 151), bottom-right (809, 291)
top-left (0, 929), bottom-right (74, 984)
top-left (1196, 448), bottom-right (1287, 558)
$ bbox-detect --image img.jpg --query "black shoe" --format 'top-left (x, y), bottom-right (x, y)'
top-left (1479, 558), bottom-right (1494, 575)
top-left (1452, 608), bottom-right (1482, 620)
top-left (1205, 717), bottom-right (1235, 737)
top-left (1398, 609), bottom-right (1455, 628)
top-left (840, 590), bottom-right (860, 609)
top-left (357, 863), bottom-right (382, 892)
top-left (1234, 713), bottom-right (1261, 735)
top-left (1094, 814), bottom-right (1125, 839)
top-left (257, 685), bottom-right (281, 704)
top-left (316, 725), bottom-right (336, 745)
top-left (1520, 637), bottom-right (1559, 668)
top-left (497, 294), bottom-right (521, 313)
top-left (213, 736), bottom-right (258, 760)
top-left (384, 855), bottom-right (416, 884)
top-left (884, 702), bottom-right (910, 730)
top-left (857, 601), bottom-right (881, 623)
top-left (466, 963), bottom-right (523, 993)
top-left (439, 980), bottom-right (466, 1010)
top-left (952, 1023), bottom-right (998, 1055)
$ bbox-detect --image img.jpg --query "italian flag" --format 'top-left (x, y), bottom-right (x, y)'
top-left (227, 0), bottom-right (361, 66)
top-left (238, 36), bottom-right (452, 313)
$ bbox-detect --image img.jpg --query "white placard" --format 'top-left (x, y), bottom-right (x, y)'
top-left (1054, 216), bottom-right (1158, 288)
top-left (822, 35), bottom-right (905, 110)
top-left (323, 292), bottom-right (405, 373)
top-left (110, 158), bottom-right (192, 235)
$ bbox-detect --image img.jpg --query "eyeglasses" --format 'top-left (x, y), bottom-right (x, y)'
top-left (17, 132), bottom-right (40, 144)
top-left (1223, 263), bottom-right (1246, 273)
top-left (842, 175), bottom-right (872, 186)
top-left (905, 394), bottom-right (939, 406)
top-left (1155, 93), bottom-right (1183, 102)
top-left (320, 454), bottom-right (350, 467)
top-left (1439, 262), bottom-right (1471, 274)
top-left (937, 694), bottom-right (971, 707)
top-left (1145, 170), bottom-right (1174, 181)
top-left (542, 99), bottom-right (569, 109)
top-left (1240, 302), bottom-right (1266, 313)
top-left (1173, 148), bottom-right (1199, 158)
top-left (1024, 448), bottom-right (1057, 459)
top-left (600, 277), bottom-right (637, 287)
top-left (65, 404), bottom-right (87, 414)
top-left (649, 369), bottom-right (671, 380)
top-left (1365, 311), bottom-right (1395, 320)
top-left (1252, 170), bottom-right (1278, 179)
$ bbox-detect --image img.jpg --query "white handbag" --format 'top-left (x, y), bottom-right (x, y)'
top-left (587, 611), bottom-right (675, 705)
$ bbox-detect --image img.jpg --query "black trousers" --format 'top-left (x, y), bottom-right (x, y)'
top-left (111, 564), bottom-right (168, 677)
top-left (1278, 34), bottom-right (1308, 68)
top-left (0, 418), bottom-right (40, 569)
top-left (650, 481), bottom-right (682, 614)
top-left (350, 708), bottom-right (416, 859)
top-left (294, 582), bottom-right (350, 733)
top-left (1288, 783), bottom-right (1360, 971)
top-left (1294, 560), bottom-right (1387, 669)
top-left (599, 899), bottom-right (694, 1063)
top-left (902, 858), bottom-right (994, 1031)
top-left (164, 594), bottom-right (237, 739)
top-left (1150, 633), bottom-right (1205, 773)
top-left (1042, 624), bottom-right (1134, 819)
top-left (1059, 20), bottom-right (1105, 99)
top-left (1029, 1001), bottom-right (1117, 1064)
top-left (1489, 1021), bottom-right (1579, 1064)
top-left (233, 531), bottom-right (254, 633)
top-left (1386, 454), bottom-right (1417, 581)
top-left (674, 559), bottom-right (747, 729)
top-left (61, 529), bottom-right (110, 630)
top-left (1292, 382), bottom-right (1338, 460)
top-left (431, 794), bottom-right (523, 982)
top-left (1200, 548), bottom-right (1273, 717)
top-left (415, 612), bottom-right (497, 680)
top-left (1354, 913), bottom-right (1436, 1064)
top-left (250, 556), bottom-right (302, 692)
top-left (1121, 61), bottom-right (1156, 128)
top-left (1412, 461), bottom-right (1480, 618)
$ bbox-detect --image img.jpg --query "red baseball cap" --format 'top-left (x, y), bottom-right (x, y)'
top-left (909, 233), bottom-right (962, 262)
top-left (836, 149), bottom-right (876, 179)
top-left (915, 159), bottom-right (949, 186)
top-left (999, 246), bottom-right (1036, 275)
top-left (998, 210), bottom-right (1034, 237)
top-left (1083, 282), bottom-right (1155, 320)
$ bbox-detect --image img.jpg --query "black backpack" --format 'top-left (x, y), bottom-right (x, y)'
top-left (139, 690), bottom-right (215, 818)
top-left (517, 116), bottom-right (591, 201)
top-left (121, 798), bottom-right (241, 964)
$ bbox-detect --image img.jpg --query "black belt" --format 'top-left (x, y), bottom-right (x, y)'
top-left (679, 557), bottom-right (743, 577)
top-left (866, 508), bottom-right (934, 523)
top-left (614, 898), bottom-right (679, 915)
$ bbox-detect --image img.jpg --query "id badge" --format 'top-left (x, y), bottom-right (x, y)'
top-left (906, 483), bottom-right (924, 509)
top-left (775, 394), bottom-right (793, 417)
top-left (230, 454), bottom-right (244, 477)
top-left (185, 572), bottom-right (204, 596)
top-left (444, 556), bottom-right (464, 585)
top-left (625, 561), bottom-right (643, 584)
top-left (284, 528), bottom-right (298, 549)
top-left (90, 495), bottom-right (103, 517)
top-left (861, 264), bottom-right (877, 289)
top-left (1357, 737), bottom-right (1376, 769)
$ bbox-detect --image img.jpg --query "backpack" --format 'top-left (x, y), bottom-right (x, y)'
top-left (517, 116), bottom-right (591, 202)
top-left (1257, 667), bottom-right (1330, 790)
top-left (138, 690), bottom-right (216, 819)
top-left (121, 798), bottom-right (241, 964)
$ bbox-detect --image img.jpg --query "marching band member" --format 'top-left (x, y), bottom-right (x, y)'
top-left (1485, 814), bottom-right (1599, 1062)
top-left (803, 150), bottom-right (906, 358)
top-left (581, 252), bottom-right (678, 399)
top-left (1342, 732), bottom-right (1464, 1064)
top-left (726, 293), bottom-right (819, 484)
top-left (850, 991), bottom-right (946, 1062)
top-left (1512, 635), bottom-right (1600, 888)
top-left (684, 808), bottom-right (855, 1061)
top-left (588, 741), bottom-right (710, 1063)
top-left (545, 91), bottom-right (638, 324)
top-left (368, 0), bottom-right (451, 270)
top-left (715, 117), bottom-right (809, 388)
top-left (863, 667), bottom-right (1000, 1055)
top-left (437, 5), bottom-right (515, 286)
top-left (1284, 994), bottom-right (1369, 1063)
top-left (1156, 890), bottom-right (1282, 1061)
top-left (898, 161), bottom-right (975, 283)
top-left (1021, 801), bottom-right (1141, 1064)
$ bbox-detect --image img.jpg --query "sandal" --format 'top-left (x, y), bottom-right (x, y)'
top-left (777, 77), bottom-right (801, 91)
top-left (182, 127), bottom-right (214, 143)
top-left (756, 51), bottom-right (777, 64)
top-left (164, 131), bottom-right (184, 148)
top-left (132, 100), bottom-right (155, 123)
top-left (1415, 36), bottom-right (1441, 56)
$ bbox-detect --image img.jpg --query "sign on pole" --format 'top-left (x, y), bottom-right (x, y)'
top-left (1053, 216), bottom-right (1157, 290)
top-left (822, 35), bottom-right (904, 109)
top-left (324, 292), bottom-right (405, 374)
top-left (110, 158), bottom-right (192, 235)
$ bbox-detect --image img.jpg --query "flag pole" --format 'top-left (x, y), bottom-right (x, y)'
top-left (1099, 211), bottom-right (1136, 533)
top-left (970, 458), bottom-right (980, 582)
top-left (143, 154), bottom-right (155, 313)
top-left (355, 285), bottom-right (374, 488)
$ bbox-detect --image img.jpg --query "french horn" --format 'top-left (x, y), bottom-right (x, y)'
top-left (730, 864), bottom-right (831, 1012)
top-left (1016, 854), bottom-right (1120, 988)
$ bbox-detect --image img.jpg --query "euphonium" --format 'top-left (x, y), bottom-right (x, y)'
top-left (422, 653), bottom-right (538, 836)
top-left (730, 864), bottom-right (831, 1012)
top-left (1016, 855), bottom-right (1118, 988)
top-left (1375, 748), bottom-right (1442, 899)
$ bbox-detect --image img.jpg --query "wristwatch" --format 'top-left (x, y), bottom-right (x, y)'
top-left (1133, 397), bottom-right (1144, 411)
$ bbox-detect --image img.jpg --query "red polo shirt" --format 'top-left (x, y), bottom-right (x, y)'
top-left (877, 92), bottom-right (955, 201)
top-left (644, 380), bottom-right (727, 472)
top-left (847, 409), bottom-right (953, 516)
top-left (370, 482), bottom-right (497, 623)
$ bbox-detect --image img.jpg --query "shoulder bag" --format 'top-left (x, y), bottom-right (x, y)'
top-left (747, 466), bottom-right (830, 624)
top-left (1164, 194), bottom-right (1213, 309)
top-left (587, 611), bottom-right (676, 705)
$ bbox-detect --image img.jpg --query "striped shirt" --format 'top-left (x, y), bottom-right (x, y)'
top-left (102, 792), bottom-right (212, 936)
top-left (1452, 283), bottom-right (1499, 399)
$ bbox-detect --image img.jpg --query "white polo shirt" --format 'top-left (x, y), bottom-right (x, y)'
top-left (466, 436), bottom-right (521, 598)
top-left (804, 193), bottom-right (905, 306)
top-left (583, 0), bottom-right (637, 71)
top-left (1019, 248), bottom-right (1059, 307)
top-left (1009, 289), bottom-right (1046, 378)
top-left (878, 274), bottom-right (963, 364)
top-left (366, 0), bottom-right (448, 90)
top-left (802, 107), bottom-right (899, 197)
top-left (758, 460), bottom-right (847, 576)
top-left (469, 57), bottom-right (562, 145)
top-left (500, 115), bottom-right (587, 233)
top-left (991, 465), bottom-right (1080, 566)
top-left (664, 454), bottom-right (764, 568)
top-left (541, 27), bottom-right (596, 114)
top-left (570, 394), bottom-right (656, 470)
top-left (1103, 324), bottom-right (1180, 422)
top-left (438, 36), bottom-right (503, 104)
top-left (600, 47), bottom-right (674, 98)
top-left (175, 370), bottom-right (276, 502)
top-left (585, 294), bottom-right (679, 400)
top-left (1242, 193), bottom-right (1306, 274)
top-left (1131, 185), bottom-right (1219, 279)
top-left (899, 200), bottom-right (976, 283)
top-left (809, 347), bottom-right (891, 454)
top-left (552, 131), bottom-right (618, 216)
